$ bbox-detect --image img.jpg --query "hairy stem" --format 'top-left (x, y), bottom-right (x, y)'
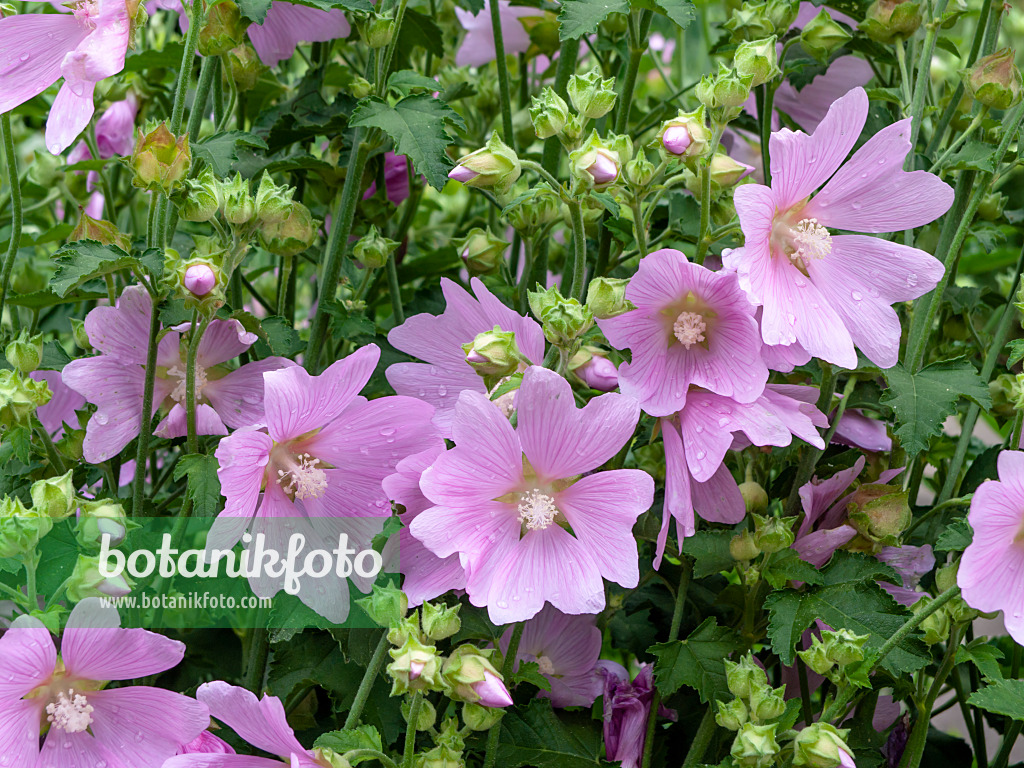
top-left (0, 113), bottom-right (23, 324)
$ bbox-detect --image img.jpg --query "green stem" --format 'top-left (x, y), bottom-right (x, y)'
top-left (0, 113), bottom-right (23, 324)
top-left (758, 81), bottom-right (776, 187)
top-left (386, 250), bottom-right (405, 324)
top-left (185, 313), bottom-right (212, 454)
top-left (631, 198), bottom-right (648, 259)
top-left (489, 0), bottom-right (515, 148)
top-left (906, 0), bottom-right (950, 160)
top-left (24, 551), bottom-right (38, 609)
top-left (402, 692), bottom-right (422, 768)
top-left (992, 722), bottom-right (1023, 768)
top-left (520, 159), bottom-right (563, 191)
top-left (35, 423), bottom-right (68, 475)
top-left (785, 363), bottom-right (838, 515)
top-left (131, 294), bottom-right (162, 516)
top-left (566, 199), bottom-right (587, 301)
top-left (876, 585), bottom-right (961, 670)
top-left (377, 0), bottom-right (410, 98)
top-left (895, 42), bottom-right (914, 109)
top-left (344, 631), bottom-right (391, 729)
top-left (344, 750), bottom-right (398, 768)
top-left (482, 623), bottom-right (523, 768)
top-left (186, 54), bottom-right (217, 143)
top-left (695, 124), bottom-right (725, 265)
top-left (243, 622), bottom-right (270, 693)
top-left (929, 107), bottom-right (987, 173)
top-left (898, 624), bottom-right (964, 768)
top-left (614, 11), bottom-right (653, 135)
top-left (681, 707), bottom-right (717, 768)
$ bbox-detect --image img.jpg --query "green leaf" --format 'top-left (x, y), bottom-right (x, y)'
top-left (494, 698), bottom-right (610, 768)
top-left (313, 726), bottom-right (384, 765)
top-left (40, 341), bottom-right (72, 371)
top-left (255, 316), bottom-right (304, 358)
top-left (173, 454), bottom-right (223, 518)
top-left (4, 289), bottom-right (107, 310)
top-left (681, 529), bottom-right (736, 578)
top-left (961, 446), bottom-right (1000, 495)
top-left (650, 617), bottom-right (743, 703)
top-left (237, 0), bottom-right (272, 22)
top-left (956, 639), bottom-right (1004, 682)
top-left (653, 0), bottom-right (696, 29)
top-left (763, 548), bottom-right (825, 589)
top-left (387, 70), bottom-right (442, 96)
top-left (558, 0), bottom-right (629, 41)
top-left (0, 426), bottom-right (31, 464)
top-left (968, 679), bottom-right (1024, 720)
top-left (124, 42), bottom-right (185, 73)
top-left (396, 9), bottom-right (445, 58)
top-left (289, 0), bottom-right (373, 12)
top-left (941, 140), bottom-right (998, 173)
top-left (818, 551), bottom-right (900, 587)
top-left (513, 660), bottom-right (553, 691)
top-left (881, 358), bottom-right (992, 456)
top-left (1007, 338), bottom-right (1024, 368)
top-left (193, 131), bottom-right (269, 176)
top-left (935, 517), bottom-right (973, 552)
top-left (50, 241), bottom-right (149, 298)
top-left (350, 95), bottom-right (465, 190)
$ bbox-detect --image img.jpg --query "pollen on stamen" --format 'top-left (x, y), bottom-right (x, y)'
top-left (673, 311), bottom-right (707, 349)
top-left (517, 489), bottom-right (558, 531)
top-left (167, 363), bottom-right (208, 404)
top-left (46, 689), bottom-right (94, 733)
top-left (536, 655), bottom-right (555, 675)
top-left (790, 217), bottom-right (832, 264)
top-left (277, 453), bottom-right (328, 500)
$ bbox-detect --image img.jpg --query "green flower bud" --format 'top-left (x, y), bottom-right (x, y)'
top-left (415, 745), bottom-right (465, 768)
top-left (529, 88), bottom-right (570, 140)
top-left (462, 701), bottom-right (503, 731)
top-left (357, 582), bottom-right (409, 628)
top-left (800, 10), bottom-right (853, 64)
top-left (0, 368), bottom-right (51, 431)
top-left (313, 748), bottom-right (353, 768)
top-left (716, 697), bottom-right (749, 731)
top-left (421, 601), bottom-right (462, 641)
top-left (586, 277), bottom-right (634, 319)
top-left (709, 153), bottom-right (755, 188)
top-left (0, 496), bottom-right (53, 557)
top-left (626, 150), bottom-right (657, 188)
top-left (258, 201), bottom-right (319, 257)
top-left (739, 481), bottom-right (769, 513)
top-left (442, 645), bottom-right (509, 705)
top-left (793, 723), bottom-right (854, 768)
top-left (388, 615), bottom-right (422, 648)
top-left (505, 183), bottom-right (561, 235)
top-left (935, 561), bottom-right (958, 593)
top-left (961, 48), bottom-right (1024, 110)
top-left (658, 108), bottom-right (710, 162)
top-left (5, 331), bottom-right (43, 374)
top-left (730, 530), bottom-right (762, 561)
top-left (734, 36), bottom-right (781, 88)
top-left (559, 113), bottom-right (586, 148)
top-left (77, 498), bottom-right (130, 549)
top-left (752, 514), bottom-right (795, 554)
top-left (798, 636), bottom-right (836, 677)
top-left (30, 470), bottom-right (75, 520)
top-left (70, 212), bottom-right (132, 251)
top-left (66, 554), bottom-right (133, 601)
top-left (225, 41), bottom-right (262, 91)
top-left (178, 166), bottom-right (222, 223)
top-left (254, 171), bottom-right (295, 226)
top-left (569, 131), bottom-right (625, 190)
top-left (462, 326), bottom-right (524, 378)
top-left (696, 63), bottom-right (754, 113)
top-left (913, 597), bottom-right (951, 644)
top-left (823, 628), bottom-right (869, 667)
top-left (723, 3), bottom-right (776, 41)
top-left (388, 635), bottom-right (443, 695)
top-left (165, 247), bottom-right (226, 313)
top-left (453, 228), bottom-right (508, 276)
top-left (353, 225), bottom-right (400, 270)
top-left (748, 685), bottom-right (786, 722)
top-left (599, 11), bottom-right (628, 37)
top-left (28, 150), bottom-right (63, 188)
top-left (528, 286), bottom-right (595, 346)
top-left (198, 0), bottom-right (249, 56)
top-left (70, 319), bottom-right (92, 351)
top-left (220, 172), bottom-right (255, 225)
top-left (978, 191), bottom-right (1008, 221)
top-left (847, 484), bottom-right (911, 546)
top-left (859, 0), bottom-right (923, 44)
top-left (130, 122), bottom-right (192, 195)
top-left (725, 654), bottom-right (768, 700)
top-left (362, 12), bottom-right (395, 48)
top-left (403, 696), bottom-right (437, 731)
top-left (567, 68), bottom-right (617, 119)
top-left (731, 722), bottom-right (781, 768)
top-left (764, 0), bottom-right (799, 32)
top-left (351, 76), bottom-right (373, 99)
top-left (448, 132), bottom-right (522, 193)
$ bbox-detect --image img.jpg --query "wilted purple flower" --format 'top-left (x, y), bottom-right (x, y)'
top-left (601, 664), bottom-right (676, 768)
top-left (876, 545), bottom-right (934, 606)
top-left (364, 151), bottom-right (412, 207)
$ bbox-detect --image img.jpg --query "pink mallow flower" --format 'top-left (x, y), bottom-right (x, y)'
top-left (410, 366), bottom-right (653, 624)
top-left (454, 0), bottom-right (539, 68)
top-left (164, 681), bottom-right (328, 768)
top-left (382, 444), bottom-right (467, 607)
top-left (601, 663), bottom-right (676, 768)
top-left (364, 151), bottom-right (413, 207)
top-left (0, 0), bottom-right (132, 154)
top-left (959, 450), bottom-right (1024, 643)
top-left (0, 597), bottom-right (208, 768)
top-left (61, 285), bottom-right (293, 463)
top-left (386, 277), bottom-right (545, 437)
top-left (501, 604), bottom-right (606, 708)
top-left (598, 248), bottom-right (768, 417)
top-left (727, 86), bottom-right (953, 369)
top-left (30, 369), bottom-right (86, 438)
top-left (177, 730), bottom-right (236, 754)
top-left (657, 384), bottom-right (827, 565)
top-left (211, 344), bottom-right (436, 621)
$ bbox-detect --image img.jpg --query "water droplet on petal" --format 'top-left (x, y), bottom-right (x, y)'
top-left (851, 290), bottom-right (862, 301)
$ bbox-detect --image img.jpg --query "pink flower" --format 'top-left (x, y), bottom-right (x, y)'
top-left (727, 87), bottom-right (954, 369)
top-left (364, 152), bottom-right (413, 207)
top-left (454, 0), bottom-right (538, 68)
top-left (959, 450), bottom-right (1024, 642)
top-left (833, 408), bottom-right (891, 453)
top-left (95, 93), bottom-right (138, 157)
top-left (575, 354), bottom-right (618, 392)
top-left (876, 544), bottom-right (934, 606)
top-left (164, 681), bottom-right (321, 767)
top-left (601, 664), bottom-right (676, 768)
top-left (410, 366), bottom-right (653, 624)
top-left (657, 384), bottom-right (826, 565)
top-left (177, 730), bottom-right (236, 754)
top-left (0, 597), bottom-right (208, 767)
top-left (0, 0), bottom-right (133, 154)
top-left (598, 248), bottom-right (768, 416)
top-left (501, 604), bottom-right (606, 708)
top-left (386, 277), bottom-right (545, 437)
top-left (211, 344), bottom-right (437, 621)
top-left (382, 445), bottom-right (467, 607)
top-left (30, 369), bottom-right (86, 438)
top-left (61, 285), bottom-right (294, 462)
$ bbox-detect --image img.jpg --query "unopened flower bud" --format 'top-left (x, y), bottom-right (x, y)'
top-left (748, 685), bottom-right (786, 722)
top-left (505, 183), bottom-right (561, 234)
top-left (800, 10), bottom-right (853, 64)
top-left (253, 171), bottom-right (295, 226)
top-left (28, 150), bottom-right (63, 188)
top-left (574, 353), bottom-right (618, 391)
top-left (978, 191), bottom-right (1008, 221)
top-left (962, 48), bottom-right (1023, 110)
top-left (353, 225), bottom-right (400, 270)
top-left (443, 646), bottom-right (510, 705)
top-left (403, 697), bottom-right (437, 731)
top-left (259, 201), bottom-right (318, 257)
top-left (130, 123), bottom-right (191, 195)
top-left (716, 697), bottom-right (749, 731)
top-left (847, 484), bottom-right (911, 546)
top-left (13, 261), bottom-right (46, 295)
top-left (421, 601), bottom-right (462, 641)
top-left (569, 132), bottom-right (627, 190)
top-left (416, 745), bottom-right (464, 768)
top-left (793, 723), bottom-right (855, 768)
top-left (0, 368), bottom-right (51, 430)
top-left (462, 701), bottom-right (504, 730)
top-left (77, 499), bottom-right (129, 548)
top-left (362, 12), bottom-right (395, 48)
top-left (696, 63), bottom-right (754, 113)
top-left (351, 76), bottom-right (372, 99)
top-left (225, 41), bottom-right (262, 91)
top-left (764, 0), bottom-right (799, 32)
top-left (859, 0), bottom-right (923, 44)
top-left (182, 263), bottom-right (216, 297)
top-left (30, 470), bottom-right (75, 520)
top-left (753, 514), bottom-right (795, 554)
top-left (70, 213), bottom-right (132, 251)
top-left (5, 331), bottom-right (43, 374)
top-left (70, 318), bottom-right (91, 351)
top-left (529, 286), bottom-right (594, 346)
top-left (734, 37), bottom-right (781, 88)
top-left (731, 722), bottom-right (781, 767)
top-left (357, 582), bottom-right (409, 628)
top-left (710, 154), bottom-right (755, 187)
top-left (66, 554), bottom-right (133, 601)
top-left (723, 4), bottom-right (775, 41)
top-left (453, 228), bottom-right (508, 276)
top-left (912, 597), bottom-right (950, 644)
top-left (448, 132), bottom-right (521, 193)
top-left (178, 167), bottom-right (221, 223)
top-left (567, 68), bottom-right (617, 119)
top-left (0, 496), bottom-right (52, 557)
top-left (586, 277), bottom-right (633, 319)
top-left (529, 88), bottom-right (569, 140)
top-left (798, 636), bottom-right (836, 677)
top-left (730, 529), bottom-right (762, 561)
top-left (198, 0), bottom-right (249, 56)
top-left (220, 172), bottom-right (255, 225)
top-left (462, 326), bottom-right (523, 378)
top-left (388, 635), bottom-right (442, 695)
top-left (725, 654), bottom-right (768, 700)
top-left (738, 481), bottom-right (769, 513)
top-left (626, 151), bottom-right (657, 187)
top-left (935, 561), bottom-right (958, 593)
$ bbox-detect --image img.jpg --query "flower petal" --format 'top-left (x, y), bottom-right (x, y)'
top-left (214, 426), bottom-right (273, 545)
top-left (45, 76), bottom-right (97, 154)
top-left (0, 14), bottom-right (88, 114)
top-left (203, 357), bottom-right (296, 429)
top-left (196, 319), bottom-right (259, 368)
top-left (248, 0), bottom-right (351, 68)
top-left (197, 681), bottom-right (307, 760)
top-left (154, 402), bottom-right (229, 439)
top-left (692, 464), bottom-right (745, 524)
top-left (0, 623), bottom-right (55, 697)
top-left (88, 687), bottom-right (209, 766)
top-left (0, 699), bottom-right (43, 768)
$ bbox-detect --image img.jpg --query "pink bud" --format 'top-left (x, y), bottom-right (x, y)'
top-left (839, 748), bottom-right (856, 768)
top-left (474, 671), bottom-right (514, 708)
top-left (578, 356), bottom-right (618, 392)
top-left (449, 165), bottom-right (478, 183)
top-left (588, 152), bottom-right (619, 185)
top-left (466, 349), bottom-right (487, 365)
top-left (184, 264), bottom-right (217, 296)
top-left (96, 517), bottom-right (127, 547)
top-left (409, 660), bottom-right (425, 681)
top-left (662, 125), bottom-right (692, 155)
top-left (178, 731), bottom-right (236, 755)
top-left (97, 574), bottom-right (132, 598)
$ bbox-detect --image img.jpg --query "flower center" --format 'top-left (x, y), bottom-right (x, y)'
top-left (72, 0), bottom-right (100, 27)
top-left (275, 452), bottom-right (328, 500)
top-left (46, 689), bottom-right (94, 733)
top-left (167, 363), bottom-right (208, 405)
top-left (517, 488), bottom-right (558, 531)
top-left (786, 217), bottom-right (832, 266)
top-left (535, 655), bottom-right (555, 675)
top-left (673, 311), bottom-right (707, 349)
